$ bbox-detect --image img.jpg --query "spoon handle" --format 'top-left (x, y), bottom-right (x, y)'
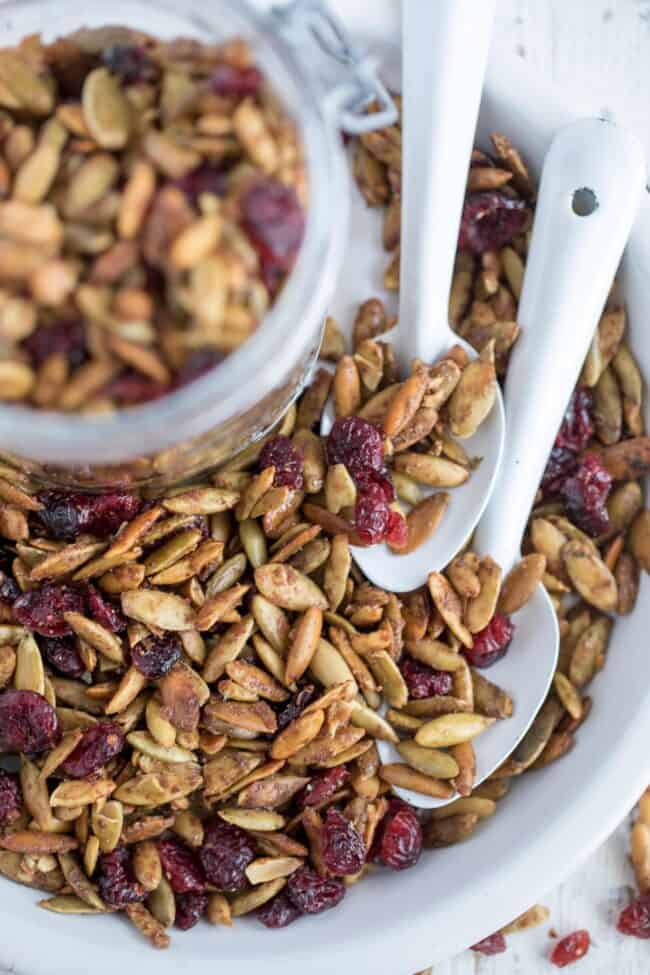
top-left (397, 0), bottom-right (497, 374)
top-left (475, 118), bottom-right (646, 568)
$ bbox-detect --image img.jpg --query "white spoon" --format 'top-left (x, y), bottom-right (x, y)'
top-left (382, 117), bottom-right (646, 808)
top-left (322, 0), bottom-right (504, 592)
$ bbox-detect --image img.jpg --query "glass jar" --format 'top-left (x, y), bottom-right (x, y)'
top-left (0, 0), bottom-right (395, 491)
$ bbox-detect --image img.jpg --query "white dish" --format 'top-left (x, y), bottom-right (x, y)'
top-left (4, 3), bottom-right (650, 973)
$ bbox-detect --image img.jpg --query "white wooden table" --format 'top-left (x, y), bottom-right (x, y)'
top-left (433, 9), bottom-right (650, 975)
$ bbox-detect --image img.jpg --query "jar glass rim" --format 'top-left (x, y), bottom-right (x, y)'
top-left (0, 0), bottom-right (347, 464)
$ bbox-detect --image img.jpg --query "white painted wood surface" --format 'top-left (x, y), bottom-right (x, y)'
top-left (0, 2), bottom-right (648, 974)
top-left (432, 9), bottom-right (650, 975)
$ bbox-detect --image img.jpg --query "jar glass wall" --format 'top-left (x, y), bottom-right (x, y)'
top-left (0, 0), bottom-right (349, 490)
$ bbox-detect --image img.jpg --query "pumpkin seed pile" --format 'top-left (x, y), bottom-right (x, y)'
top-left (0, 105), bottom-right (646, 951)
top-left (0, 26), bottom-right (305, 411)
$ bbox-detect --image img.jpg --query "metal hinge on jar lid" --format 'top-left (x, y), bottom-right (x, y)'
top-left (271, 0), bottom-right (398, 134)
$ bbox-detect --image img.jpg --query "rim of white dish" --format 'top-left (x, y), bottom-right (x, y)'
top-left (2, 12), bottom-right (650, 975)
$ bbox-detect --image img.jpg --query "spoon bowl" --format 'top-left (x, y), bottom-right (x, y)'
top-left (320, 334), bottom-right (505, 592)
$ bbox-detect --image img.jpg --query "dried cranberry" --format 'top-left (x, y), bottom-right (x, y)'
top-left (241, 179), bottom-right (305, 294)
top-left (199, 818), bottom-right (255, 891)
top-left (86, 585), bottom-right (126, 633)
top-left (22, 320), bottom-right (86, 370)
top-left (0, 689), bottom-right (60, 756)
top-left (257, 891), bottom-right (303, 929)
top-left (463, 613), bottom-right (515, 668)
top-left (400, 656), bottom-right (453, 699)
top-left (103, 370), bottom-right (170, 406)
top-left (174, 349), bottom-right (224, 388)
top-left (297, 766), bottom-right (350, 809)
top-left (276, 685), bottom-right (316, 731)
top-left (40, 635), bottom-right (85, 678)
top-left (353, 466), bottom-right (395, 502)
top-left (60, 721), bottom-right (125, 778)
top-left (158, 837), bottom-right (205, 893)
top-left (385, 509), bottom-right (408, 549)
top-left (176, 163), bottom-right (229, 203)
top-left (458, 192), bottom-right (528, 255)
top-left (321, 807), bottom-right (366, 876)
top-left (541, 446), bottom-right (578, 498)
top-left (375, 799), bottom-right (422, 871)
top-left (286, 865), bottom-right (345, 914)
top-left (561, 454), bottom-right (612, 537)
top-left (97, 846), bottom-right (146, 909)
top-left (36, 491), bottom-right (140, 541)
top-left (354, 485), bottom-right (392, 545)
top-left (175, 891), bottom-right (208, 930)
top-left (617, 892), bottom-right (650, 938)
top-left (258, 436), bottom-right (304, 490)
top-left (0, 769), bottom-right (22, 825)
top-left (103, 45), bottom-right (158, 84)
top-left (556, 389), bottom-right (594, 453)
top-left (132, 634), bottom-right (182, 679)
top-left (326, 417), bottom-right (384, 477)
top-left (471, 932), bottom-right (507, 955)
top-left (211, 62), bottom-right (262, 97)
top-left (13, 584), bottom-right (85, 637)
top-left (550, 930), bottom-right (591, 967)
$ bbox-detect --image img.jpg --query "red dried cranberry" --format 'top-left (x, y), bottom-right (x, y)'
top-left (386, 509), bottom-right (408, 549)
top-left (326, 417), bottom-right (384, 476)
top-left (158, 837), bottom-right (205, 893)
top-left (40, 635), bottom-right (85, 678)
top-left (103, 45), bottom-right (159, 84)
top-left (321, 807), bottom-right (366, 876)
top-left (471, 932), bottom-right (507, 955)
top-left (353, 466), bottom-right (395, 502)
top-left (199, 818), bottom-right (255, 891)
top-left (132, 634), bottom-right (182, 680)
top-left (257, 891), bottom-right (303, 928)
top-left (103, 370), bottom-right (170, 406)
top-left (541, 446), bottom-right (578, 498)
top-left (241, 179), bottom-right (305, 294)
top-left (458, 192), bottom-right (528, 255)
top-left (375, 799), bottom-right (422, 870)
top-left (13, 584), bottom-right (85, 637)
top-left (276, 684), bottom-right (316, 731)
top-left (22, 319), bottom-right (86, 369)
top-left (400, 656), bottom-right (453, 699)
top-left (97, 846), bottom-right (146, 908)
top-left (175, 163), bottom-right (229, 203)
top-left (354, 485), bottom-right (392, 545)
top-left (175, 891), bottom-right (208, 930)
top-left (211, 62), bottom-right (262, 97)
top-left (286, 865), bottom-right (345, 914)
top-left (617, 892), bottom-right (650, 938)
top-left (463, 613), bottom-right (515, 668)
top-left (36, 491), bottom-right (140, 541)
top-left (556, 389), bottom-right (594, 452)
top-left (561, 454), bottom-right (612, 537)
top-left (174, 349), bottom-right (224, 388)
top-left (0, 689), bottom-right (60, 756)
top-left (0, 769), bottom-right (22, 825)
top-left (297, 766), bottom-right (350, 809)
top-left (60, 721), bottom-right (125, 778)
top-left (86, 585), bottom-right (126, 633)
top-left (258, 436), bottom-right (304, 490)
top-left (550, 930), bottom-right (591, 967)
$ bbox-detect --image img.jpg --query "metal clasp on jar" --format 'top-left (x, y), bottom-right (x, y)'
top-left (271, 0), bottom-right (397, 134)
